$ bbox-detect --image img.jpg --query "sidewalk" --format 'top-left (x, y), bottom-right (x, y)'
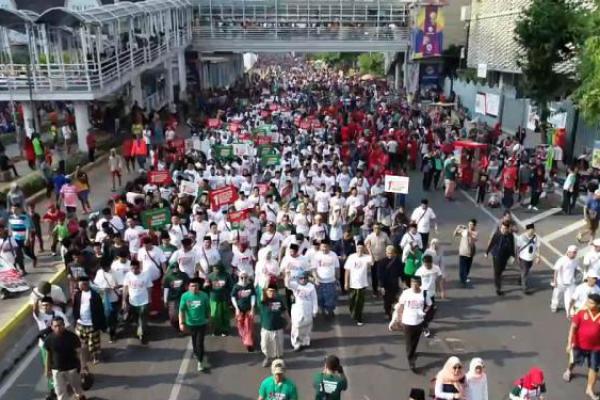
top-left (0, 123), bottom-right (190, 379)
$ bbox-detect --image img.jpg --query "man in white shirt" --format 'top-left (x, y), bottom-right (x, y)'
top-left (308, 215), bottom-right (328, 243)
top-left (261, 195), bottom-right (280, 223)
top-left (124, 218), bottom-right (145, 256)
top-left (314, 183), bottom-right (331, 219)
top-left (343, 241), bottom-right (372, 326)
top-left (169, 238), bottom-right (201, 278)
top-left (190, 211), bottom-right (210, 242)
top-left (231, 240), bottom-right (256, 278)
top-left (415, 254), bottom-right (443, 337)
top-left (168, 215), bottom-right (189, 248)
top-left (312, 240), bottom-right (340, 317)
top-left (410, 199), bottom-right (437, 249)
top-left (569, 271), bottom-right (600, 316)
top-left (583, 238), bottom-right (600, 275)
top-left (516, 223), bottom-right (540, 294)
top-left (260, 222), bottom-right (284, 255)
top-left (551, 245), bottom-right (581, 315)
top-left (195, 236), bottom-right (221, 278)
top-left (122, 260), bottom-right (153, 343)
top-left (397, 276), bottom-right (432, 371)
top-left (400, 223), bottom-right (423, 252)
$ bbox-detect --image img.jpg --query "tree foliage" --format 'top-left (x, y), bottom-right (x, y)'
top-left (514, 0), bottom-right (587, 118)
top-left (357, 53), bottom-right (384, 76)
top-left (575, 8), bottom-right (600, 124)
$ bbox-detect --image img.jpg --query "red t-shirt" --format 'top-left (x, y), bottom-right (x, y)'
top-left (573, 309), bottom-right (600, 351)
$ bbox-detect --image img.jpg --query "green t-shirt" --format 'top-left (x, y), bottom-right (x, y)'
top-left (313, 372), bottom-right (348, 400)
top-left (444, 161), bottom-right (457, 180)
top-left (260, 295), bottom-right (286, 331)
top-left (231, 283), bottom-right (255, 312)
top-left (208, 271), bottom-right (232, 302)
top-left (32, 138), bottom-right (44, 156)
top-left (404, 249), bottom-right (422, 277)
top-left (179, 290), bottom-right (210, 326)
top-left (163, 270), bottom-right (189, 302)
top-left (161, 244), bottom-right (178, 263)
top-left (52, 224), bottom-right (69, 241)
top-left (258, 376), bottom-right (298, 400)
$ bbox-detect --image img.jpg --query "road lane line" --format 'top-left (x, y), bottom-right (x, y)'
top-left (520, 207), bottom-right (562, 227)
top-left (543, 219), bottom-right (586, 242)
top-left (459, 189), bottom-right (557, 267)
top-left (0, 346), bottom-right (38, 398)
top-left (168, 341), bottom-right (193, 400)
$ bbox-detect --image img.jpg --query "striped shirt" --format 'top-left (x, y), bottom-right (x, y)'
top-left (8, 213), bottom-right (30, 241)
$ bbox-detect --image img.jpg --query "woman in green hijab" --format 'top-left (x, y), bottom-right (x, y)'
top-left (208, 263), bottom-right (233, 336)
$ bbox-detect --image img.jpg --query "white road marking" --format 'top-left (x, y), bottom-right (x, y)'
top-left (520, 207), bottom-right (562, 227)
top-left (0, 346), bottom-right (39, 398)
top-left (459, 189), bottom-right (557, 267)
top-left (543, 219), bottom-right (586, 242)
top-left (168, 341), bottom-right (193, 400)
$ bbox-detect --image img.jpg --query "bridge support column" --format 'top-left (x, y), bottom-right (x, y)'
top-left (73, 101), bottom-right (90, 153)
top-left (21, 102), bottom-right (35, 137)
top-left (131, 75), bottom-right (144, 108)
top-left (165, 59), bottom-right (174, 106)
top-left (394, 58), bottom-right (401, 91)
top-left (177, 49), bottom-right (187, 100)
top-left (403, 51), bottom-right (409, 90)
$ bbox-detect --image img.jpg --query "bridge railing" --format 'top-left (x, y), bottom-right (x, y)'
top-left (192, 24), bottom-right (410, 42)
top-left (0, 31), bottom-right (188, 94)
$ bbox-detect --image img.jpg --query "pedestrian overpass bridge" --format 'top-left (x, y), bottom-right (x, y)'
top-left (0, 0), bottom-right (413, 145)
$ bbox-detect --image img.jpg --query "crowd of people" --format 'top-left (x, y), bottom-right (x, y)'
top-left (15, 57), bottom-right (600, 400)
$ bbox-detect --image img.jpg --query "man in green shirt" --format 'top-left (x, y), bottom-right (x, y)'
top-left (260, 281), bottom-right (290, 367)
top-left (313, 355), bottom-right (348, 400)
top-left (258, 359), bottom-right (298, 400)
top-left (179, 277), bottom-right (210, 372)
top-left (208, 264), bottom-right (232, 336)
top-left (164, 264), bottom-right (190, 332)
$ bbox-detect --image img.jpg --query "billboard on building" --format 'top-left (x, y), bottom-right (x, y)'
top-left (412, 5), bottom-right (445, 59)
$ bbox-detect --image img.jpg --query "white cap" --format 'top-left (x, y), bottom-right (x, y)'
top-left (586, 270), bottom-right (599, 279)
top-left (567, 245), bottom-right (578, 253)
top-left (593, 239), bottom-right (600, 247)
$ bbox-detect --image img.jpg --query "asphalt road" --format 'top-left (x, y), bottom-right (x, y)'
top-left (0, 171), bottom-right (591, 400)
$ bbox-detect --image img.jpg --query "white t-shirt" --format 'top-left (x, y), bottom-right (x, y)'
top-left (571, 283), bottom-right (600, 311)
top-left (137, 247), bottom-right (167, 281)
top-left (110, 259), bottom-right (131, 286)
top-left (343, 253), bottom-right (372, 289)
top-left (553, 256), bottom-right (580, 286)
top-left (78, 290), bottom-right (93, 326)
top-left (124, 271), bottom-right (153, 306)
top-left (517, 234), bottom-right (538, 262)
top-left (415, 265), bottom-right (443, 296)
top-left (231, 248), bottom-right (256, 277)
top-left (170, 248), bottom-right (202, 278)
top-left (315, 191), bottom-right (331, 213)
top-left (398, 289), bottom-right (431, 326)
top-left (312, 251), bottom-right (340, 283)
top-left (124, 227), bottom-right (146, 255)
top-left (410, 207), bottom-right (436, 233)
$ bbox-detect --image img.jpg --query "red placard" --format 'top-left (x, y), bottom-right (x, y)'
top-left (228, 209), bottom-right (249, 223)
top-left (209, 185), bottom-right (239, 211)
top-left (147, 170), bottom-right (172, 185)
top-left (260, 110), bottom-right (271, 118)
top-left (253, 136), bottom-right (272, 145)
top-left (257, 183), bottom-right (269, 196)
top-left (269, 103), bottom-right (278, 111)
top-left (207, 118), bottom-right (221, 129)
top-left (229, 122), bottom-right (241, 133)
top-left (299, 121), bottom-right (310, 130)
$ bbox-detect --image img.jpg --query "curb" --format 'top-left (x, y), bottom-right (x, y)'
top-left (0, 265), bottom-right (66, 343)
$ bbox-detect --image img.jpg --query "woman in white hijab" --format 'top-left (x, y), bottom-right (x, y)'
top-left (465, 358), bottom-right (488, 400)
top-left (255, 247), bottom-right (280, 301)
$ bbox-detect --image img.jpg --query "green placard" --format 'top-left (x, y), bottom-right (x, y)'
top-left (261, 154), bottom-right (281, 167)
top-left (257, 144), bottom-right (277, 157)
top-left (141, 208), bottom-right (171, 230)
top-left (252, 124), bottom-right (274, 135)
top-left (212, 145), bottom-right (234, 161)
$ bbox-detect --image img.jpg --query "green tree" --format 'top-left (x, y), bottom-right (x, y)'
top-left (357, 53), bottom-right (384, 76)
top-left (576, 8), bottom-right (600, 123)
top-left (514, 0), bottom-right (588, 120)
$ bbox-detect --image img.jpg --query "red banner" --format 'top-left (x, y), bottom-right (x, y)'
top-left (209, 185), bottom-right (239, 211)
top-left (299, 120), bottom-right (311, 130)
top-left (253, 136), bottom-right (272, 145)
top-left (260, 110), bottom-right (271, 118)
top-left (147, 170), bottom-right (172, 185)
top-left (228, 209), bottom-right (249, 223)
top-left (207, 118), bottom-right (221, 129)
top-left (269, 103), bottom-right (278, 111)
top-left (170, 139), bottom-right (185, 155)
top-left (229, 122), bottom-right (241, 133)
top-left (257, 183), bottom-right (269, 196)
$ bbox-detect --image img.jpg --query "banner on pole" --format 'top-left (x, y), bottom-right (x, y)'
top-left (148, 170), bottom-right (172, 185)
top-left (210, 185), bottom-right (239, 210)
top-left (141, 208), bottom-right (171, 230)
top-left (384, 175), bottom-right (410, 194)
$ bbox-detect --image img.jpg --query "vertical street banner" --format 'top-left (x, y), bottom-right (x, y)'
top-left (412, 5), bottom-right (444, 59)
top-left (209, 185), bottom-right (239, 210)
top-left (141, 208), bottom-right (172, 230)
top-left (592, 141), bottom-right (600, 169)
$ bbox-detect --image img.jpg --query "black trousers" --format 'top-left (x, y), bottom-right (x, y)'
top-left (423, 296), bottom-right (436, 330)
top-left (530, 191), bottom-right (541, 207)
top-left (403, 323), bottom-right (423, 363)
top-left (371, 264), bottom-right (379, 293)
top-left (188, 324), bottom-right (207, 362)
top-left (383, 288), bottom-right (399, 318)
top-left (492, 256), bottom-right (509, 291)
top-left (562, 190), bottom-right (572, 214)
top-left (518, 258), bottom-right (534, 290)
top-left (420, 232), bottom-right (429, 250)
top-left (458, 255), bottom-right (473, 284)
top-left (422, 172), bottom-right (433, 191)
